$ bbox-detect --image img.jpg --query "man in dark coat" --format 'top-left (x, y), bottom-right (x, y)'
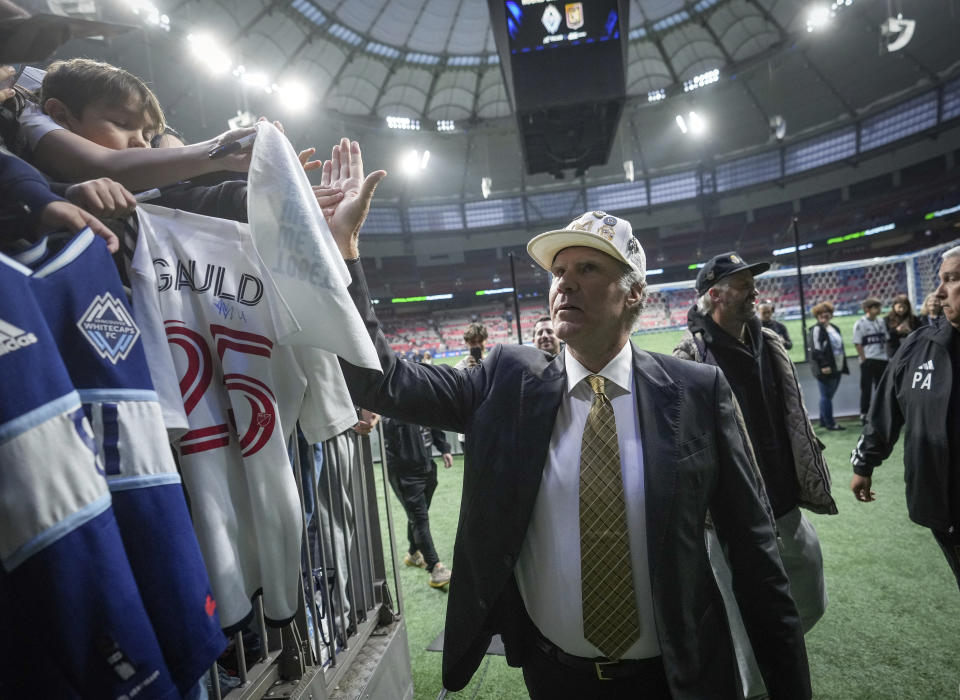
top-left (318, 139), bottom-right (810, 699)
top-left (382, 415), bottom-right (454, 588)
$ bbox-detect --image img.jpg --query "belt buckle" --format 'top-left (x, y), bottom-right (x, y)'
top-left (595, 660), bottom-right (617, 681)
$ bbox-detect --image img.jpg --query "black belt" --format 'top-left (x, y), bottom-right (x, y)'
top-left (534, 633), bottom-right (663, 681)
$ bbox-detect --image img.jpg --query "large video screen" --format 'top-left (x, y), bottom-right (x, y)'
top-left (504, 0), bottom-right (621, 54)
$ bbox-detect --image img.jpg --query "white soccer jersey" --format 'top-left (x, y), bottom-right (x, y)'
top-left (132, 204), bottom-right (357, 631)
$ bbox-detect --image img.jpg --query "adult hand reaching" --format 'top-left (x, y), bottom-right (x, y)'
top-left (65, 178), bottom-right (137, 220)
top-left (38, 200), bottom-right (118, 253)
top-left (442, 453), bottom-right (454, 469)
top-left (0, 65), bottom-right (16, 103)
top-left (312, 138), bottom-right (386, 259)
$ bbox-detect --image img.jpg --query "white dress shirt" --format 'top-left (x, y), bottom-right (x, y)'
top-left (515, 340), bottom-right (660, 659)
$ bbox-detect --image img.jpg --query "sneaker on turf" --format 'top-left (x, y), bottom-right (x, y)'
top-left (404, 551), bottom-right (426, 569)
top-left (429, 562), bottom-right (452, 588)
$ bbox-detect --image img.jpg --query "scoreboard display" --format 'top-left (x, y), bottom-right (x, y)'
top-left (504, 0), bottom-right (621, 54)
top-left (487, 0), bottom-right (629, 175)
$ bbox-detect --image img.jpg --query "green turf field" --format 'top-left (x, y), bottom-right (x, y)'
top-left (375, 419), bottom-right (958, 699)
top-left (436, 314), bottom-right (862, 367)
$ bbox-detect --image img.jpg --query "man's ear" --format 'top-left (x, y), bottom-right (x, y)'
top-left (43, 98), bottom-right (77, 129)
top-left (625, 282), bottom-right (644, 308)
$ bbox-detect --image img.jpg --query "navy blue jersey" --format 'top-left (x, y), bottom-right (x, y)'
top-left (0, 250), bottom-right (179, 700)
top-left (18, 230), bottom-right (226, 694)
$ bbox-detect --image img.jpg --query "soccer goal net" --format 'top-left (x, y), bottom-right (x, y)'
top-left (639, 238), bottom-right (959, 333)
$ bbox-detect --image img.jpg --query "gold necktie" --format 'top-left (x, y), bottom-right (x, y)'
top-left (580, 374), bottom-right (640, 659)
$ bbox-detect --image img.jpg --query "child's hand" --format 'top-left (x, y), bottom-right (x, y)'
top-left (298, 147), bottom-right (323, 173)
top-left (37, 200), bottom-right (119, 253)
top-left (65, 178), bottom-right (137, 220)
top-left (211, 125), bottom-right (258, 171)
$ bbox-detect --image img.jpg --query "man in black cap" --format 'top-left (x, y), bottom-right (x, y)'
top-left (674, 252), bottom-right (836, 698)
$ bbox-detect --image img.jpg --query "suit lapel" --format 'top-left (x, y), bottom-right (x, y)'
top-left (631, 346), bottom-right (681, 581)
top-left (514, 352), bottom-right (566, 523)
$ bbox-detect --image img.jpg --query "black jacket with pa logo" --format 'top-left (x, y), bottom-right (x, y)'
top-left (852, 320), bottom-right (960, 531)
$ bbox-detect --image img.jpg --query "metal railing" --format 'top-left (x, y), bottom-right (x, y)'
top-left (206, 422), bottom-right (412, 700)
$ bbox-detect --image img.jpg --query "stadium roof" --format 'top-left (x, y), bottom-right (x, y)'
top-left (48, 0), bottom-right (960, 203)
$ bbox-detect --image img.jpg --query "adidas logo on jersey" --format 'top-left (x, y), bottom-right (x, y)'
top-left (911, 359), bottom-right (934, 390)
top-left (77, 293), bottom-right (141, 365)
top-left (0, 318), bottom-right (38, 357)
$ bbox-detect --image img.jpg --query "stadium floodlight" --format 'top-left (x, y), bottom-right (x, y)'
top-left (648, 89), bottom-right (666, 103)
top-left (436, 119), bottom-right (455, 132)
top-left (276, 81), bottom-right (309, 112)
top-left (683, 68), bottom-right (719, 93)
top-left (675, 114), bottom-right (688, 134)
top-left (187, 33), bottom-right (232, 74)
top-left (770, 115), bottom-right (787, 142)
top-left (481, 177), bottom-right (492, 199)
top-left (386, 116), bottom-right (421, 130)
top-left (241, 71), bottom-right (269, 89)
top-left (401, 149), bottom-right (430, 175)
top-left (805, 5), bottom-right (832, 32)
top-left (687, 111), bottom-right (707, 136)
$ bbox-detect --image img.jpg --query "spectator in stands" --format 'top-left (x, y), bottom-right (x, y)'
top-left (421, 350), bottom-right (434, 365)
top-left (758, 302), bottom-right (793, 350)
top-left (809, 301), bottom-right (849, 431)
top-left (456, 322), bottom-right (488, 369)
top-left (919, 292), bottom-right (943, 327)
top-left (851, 245), bottom-right (960, 591)
top-left (382, 416), bottom-right (454, 589)
top-left (533, 315), bottom-right (559, 355)
top-left (853, 298), bottom-right (889, 425)
top-left (675, 251), bottom-right (834, 698)
top-left (885, 294), bottom-right (921, 357)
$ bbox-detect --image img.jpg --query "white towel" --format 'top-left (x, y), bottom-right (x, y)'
top-left (247, 122), bottom-right (381, 371)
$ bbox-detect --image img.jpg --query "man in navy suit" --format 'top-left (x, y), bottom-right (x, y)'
top-left (319, 140), bottom-right (809, 699)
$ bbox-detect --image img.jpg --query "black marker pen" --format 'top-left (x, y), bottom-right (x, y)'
top-left (208, 132), bottom-right (257, 160)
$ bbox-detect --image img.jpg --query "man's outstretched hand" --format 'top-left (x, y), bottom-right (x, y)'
top-left (312, 138), bottom-right (386, 259)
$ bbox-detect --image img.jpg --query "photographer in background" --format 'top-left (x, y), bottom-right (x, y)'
top-left (456, 322), bottom-right (488, 369)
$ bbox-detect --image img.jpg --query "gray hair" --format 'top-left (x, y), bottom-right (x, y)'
top-left (696, 279), bottom-right (731, 315)
top-left (618, 248), bottom-right (647, 332)
top-left (943, 245), bottom-right (960, 262)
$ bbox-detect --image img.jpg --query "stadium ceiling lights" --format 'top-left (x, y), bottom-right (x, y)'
top-left (401, 149), bottom-right (430, 175)
top-left (386, 116), bottom-right (421, 130)
top-left (124, 0), bottom-right (169, 30)
top-left (436, 119), bottom-right (456, 132)
top-left (676, 111), bottom-right (707, 136)
top-left (187, 33), bottom-right (232, 74)
top-left (806, 0), bottom-right (855, 32)
top-left (683, 69), bottom-right (719, 93)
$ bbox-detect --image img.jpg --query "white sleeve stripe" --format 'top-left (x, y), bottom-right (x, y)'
top-left (109, 473), bottom-right (182, 491)
top-left (0, 251), bottom-right (33, 275)
top-left (32, 229), bottom-right (96, 278)
top-left (77, 388), bottom-right (159, 403)
top-left (0, 392), bottom-right (81, 444)
top-left (3, 494), bottom-right (112, 570)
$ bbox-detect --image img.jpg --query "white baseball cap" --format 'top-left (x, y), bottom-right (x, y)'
top-left (527, 211), bottom-right (645, 275)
